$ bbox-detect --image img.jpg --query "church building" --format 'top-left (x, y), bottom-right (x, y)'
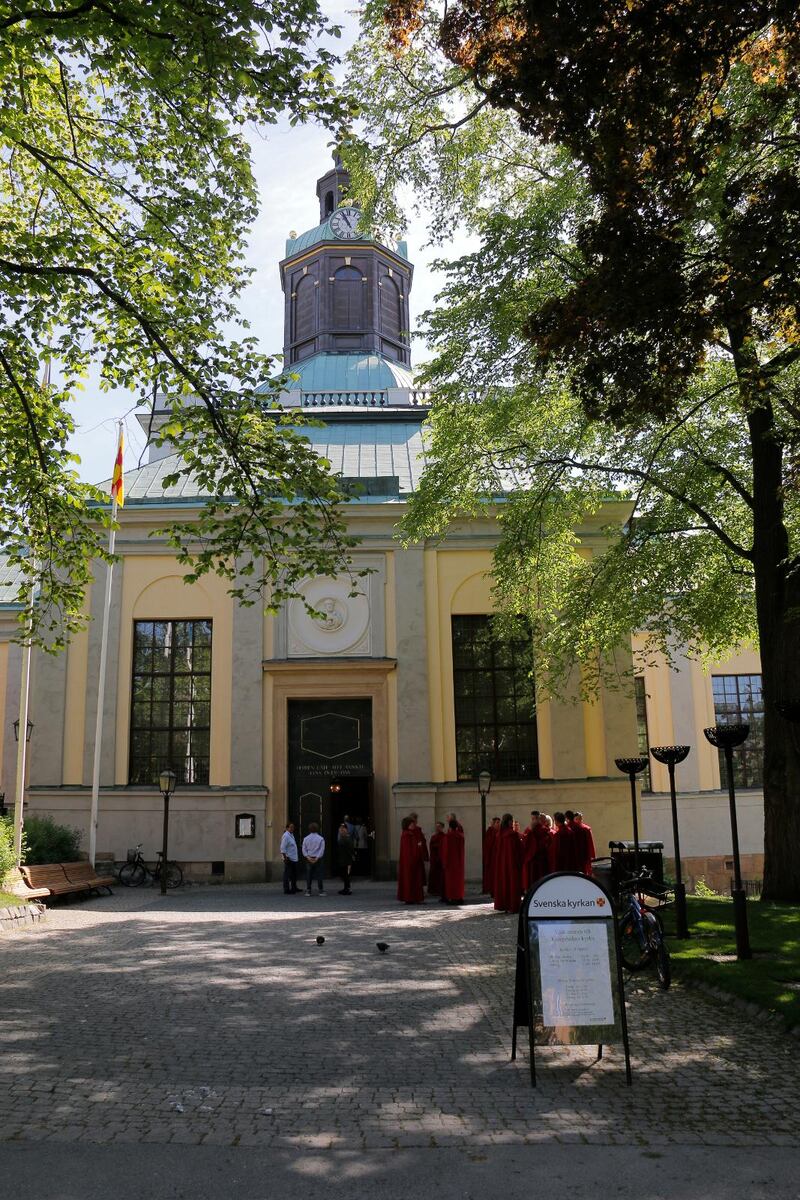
top-left (2, 157), bottom-right (759, 886)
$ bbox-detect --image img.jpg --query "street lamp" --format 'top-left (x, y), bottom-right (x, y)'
top-left (614, 757), bottom-right (649, 874)
top-left (703, 724), bottom-right (751, 960)
top-left (478, 770), bottom-right (492, 894)
top-left (13, 718), bottom-right (33, 743)
top-left (158, 768), bottom-right (177, 896)
top-left (650, 745), bottom-right (691, 939)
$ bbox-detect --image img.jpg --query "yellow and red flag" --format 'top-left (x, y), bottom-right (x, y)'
top-left (110, 427), bottom-right (124, 508)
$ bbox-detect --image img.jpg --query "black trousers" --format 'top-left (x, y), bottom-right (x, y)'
top-left (283, 858), bottom-right (298, 893)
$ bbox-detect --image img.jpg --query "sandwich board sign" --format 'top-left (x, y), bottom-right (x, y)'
top-left (511, 872), bottom-right (632, 1086)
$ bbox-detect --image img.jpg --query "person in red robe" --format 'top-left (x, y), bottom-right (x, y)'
top-left (493, 813), bottom-right (523, 913)
top-left (427, 821), bottom-right (446, 897)
top-left (442, 818), bottom-right (465, 904)
top-left (571, 811), bottom-right (596, 876)
top-left (409, 812), bottom-right (430, 885)
top-left (551, 811), bottom-right (577, 871)
top-left (397, 817), bottom-right (424, 903)
top-left (482, 817), bottom-right (500, 895)
top-left (532, 814), bottom-right (555, 881)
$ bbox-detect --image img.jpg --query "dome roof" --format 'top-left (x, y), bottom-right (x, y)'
top-left (259, 352), bottom-right (415, 396)
top-left (284, 219), bottom-right (408, 262)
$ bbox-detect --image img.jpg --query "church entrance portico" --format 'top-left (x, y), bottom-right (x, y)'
top-left (288, 698), bottom-right (373, 877)
top-left (264, 659), bottom-right (396, 880)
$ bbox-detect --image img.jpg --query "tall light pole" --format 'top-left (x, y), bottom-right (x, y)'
top-left (650, 745), bottom-right (690, 939)
top-left (478, 770), bottom-right (491, 893)
top-left (614, 757), bottom-right (649, 875)
top-left (158, 769), bottom-right (177, 896)
top-left (703, 724), bottom-right (751, 960)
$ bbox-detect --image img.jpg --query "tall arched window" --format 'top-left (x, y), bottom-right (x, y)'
top-left (293, 274), bottom-right (316, 345)
top-left (380, 275), bottom-right (402, 342)
top-left (324, 190), bottom-right (334, 217)
top-left (332, 265), bottom-right (364, 330)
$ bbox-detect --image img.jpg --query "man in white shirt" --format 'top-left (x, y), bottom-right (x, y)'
top-left (280, 821), bottom-right (299, 894)
top-left (301, 823), bottom-right (326, 896)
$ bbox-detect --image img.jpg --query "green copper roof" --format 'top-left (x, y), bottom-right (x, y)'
top-left (284, 219), bottom-right (408, 261)
top-left (282, 353), bottom-right (414, 394)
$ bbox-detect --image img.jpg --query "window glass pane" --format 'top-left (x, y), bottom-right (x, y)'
top-left (451, 615), bottom-right (539, 782)
top-left (712, 673), bottom-right (764, 788)
top-left (130, 619), bottom-right (213, 785)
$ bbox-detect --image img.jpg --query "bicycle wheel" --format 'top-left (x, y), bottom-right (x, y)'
top-left (165, 862), bottom-right (183, 889)
top-left (119, 862), bottom-right (146, 887)
top-left (617, 912), bottom-right (649, 971)
top-left (646, 918), bottom-right (672, 990)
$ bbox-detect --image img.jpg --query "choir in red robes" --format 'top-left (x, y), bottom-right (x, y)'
top-left (493, 818), bottom-right (523, 913)
top-left (482, 820), bottom-right (500, 895)
top-left (427, 824), bottom-right (445, 897)
top-left (397, 819), bottom-right (425, 903)
top-left (571, 813), bottom-right (596, 876)
top-left (442, 820), bottom-right (465, 903)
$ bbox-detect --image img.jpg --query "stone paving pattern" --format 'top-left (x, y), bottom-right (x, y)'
top-left (1, 883), bottom-right (798, 1149)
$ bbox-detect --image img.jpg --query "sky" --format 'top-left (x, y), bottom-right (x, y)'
top-left (69, 3), bottom-right (463, 486)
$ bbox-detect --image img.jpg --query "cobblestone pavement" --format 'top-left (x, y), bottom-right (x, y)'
top-left (1, 883), bottom-right (798, 1153)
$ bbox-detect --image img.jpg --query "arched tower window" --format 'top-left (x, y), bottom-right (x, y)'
top-left (332, 265), bottom-right (364, 330)
top-left (324, 190), bottom-right (334, 217)
top-left (380, 275), bottom-right (402, 343)
top-left (292, 274), bottom-right (316, 346)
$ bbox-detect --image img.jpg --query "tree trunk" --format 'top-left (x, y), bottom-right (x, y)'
top-left (747, 402), bottom-right (800, 902)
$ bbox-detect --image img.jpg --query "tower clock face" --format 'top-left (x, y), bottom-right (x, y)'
top-left (329, 206), bottom-right (361, 240)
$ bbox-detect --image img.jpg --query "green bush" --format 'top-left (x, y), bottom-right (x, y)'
top-left (693, 876), bottom-right (721, 899)
top-left (22, 815), bottom-right (82, 865)
top-left (0, 816), bottom-right (15, 886)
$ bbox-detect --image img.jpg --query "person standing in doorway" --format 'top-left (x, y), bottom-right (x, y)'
top-left (281, 821), bottom-right (299, 894)
top-left (336, 822), bottom-right (356, 895)
top-left (302, 823), bottom-right (326, 896)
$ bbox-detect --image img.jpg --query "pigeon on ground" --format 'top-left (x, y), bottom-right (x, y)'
top-left (316, 935), bottom-right (325, 945)
top-left (376, 942), bottom-right (389, 953)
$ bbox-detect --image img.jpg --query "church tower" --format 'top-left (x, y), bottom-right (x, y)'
top-left (279, 153), bottom-right (415, 403)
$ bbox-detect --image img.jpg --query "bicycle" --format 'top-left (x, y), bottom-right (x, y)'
top-left (118, 844), bottom-right (183, 889)
top-left (615, 869), bottom-right (672, 990)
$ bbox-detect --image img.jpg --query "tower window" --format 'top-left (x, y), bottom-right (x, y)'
top-left (292, 273), bottom-right (316, 346)
top-left (380, 274), bottom-right (402, 342)
top-left (332, 265), bottom-right (365, 330)
top-left (324, 190), bottom-right (334, 217)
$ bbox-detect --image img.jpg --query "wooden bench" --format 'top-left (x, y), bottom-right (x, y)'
top-left (18, 862), bottom-right (113, 901)
top-left (60, 861), bottom-right (114, 895)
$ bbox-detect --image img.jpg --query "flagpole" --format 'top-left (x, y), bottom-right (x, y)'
top-left (12, 573), bottom-right (36, 865)
top-left (88, 419), bottom-right (123, 868)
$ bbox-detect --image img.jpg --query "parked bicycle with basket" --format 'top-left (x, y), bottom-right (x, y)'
top-left (118, 844), bottom-right (183, 889)
top-left (593, 841), bottom-right (672, 990)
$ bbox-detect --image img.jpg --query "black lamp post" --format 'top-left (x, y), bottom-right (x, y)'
top-left (158, 768), bottom-right (177, 896)
top-left (703, 724), bottom-right (751, 960)
top-left (13, 718), bottom-right (33, 743)
top-left (614, 757), bottom-right (649, 874)
top-left (478, 770), bottom-right (491, 892)
top-left (650, 745), bottom-right (691, 939)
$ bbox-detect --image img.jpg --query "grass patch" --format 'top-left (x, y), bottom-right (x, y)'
top-left (661, 896), bottom-right (800, 1029)
top-left (0, 889), bottom-right (29, 908)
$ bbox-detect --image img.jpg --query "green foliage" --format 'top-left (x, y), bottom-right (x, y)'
top-left (0, 1), bottom-right (358, 648)
top-left (348, 2), bottom-right (800, 899)
top-left (20, 815), bottom-right (81, 866)
top-left (693, 877), bottom-right (722, 899)
top-left (0, 816), bottom-right (15, 886)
